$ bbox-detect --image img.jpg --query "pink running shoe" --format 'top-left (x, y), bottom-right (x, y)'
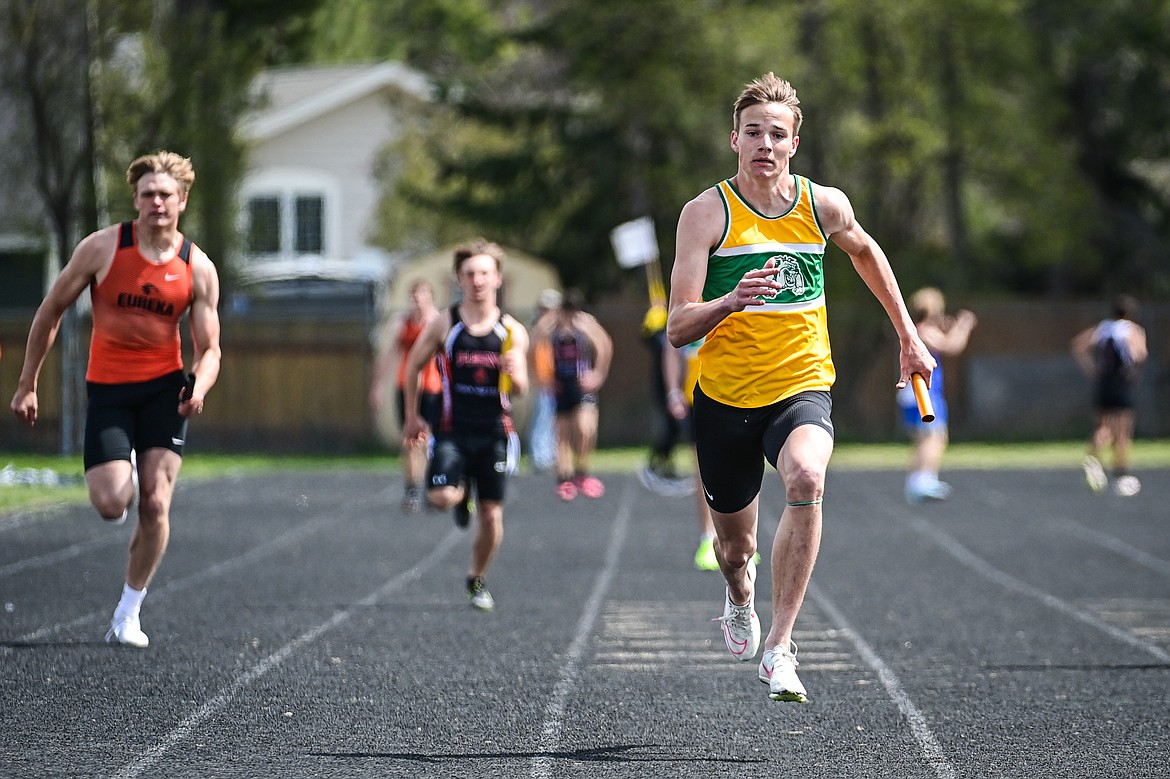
top-left (574, 474), bottom-right (605, 499)
top-left (556, 480), bottom-right (578, 501)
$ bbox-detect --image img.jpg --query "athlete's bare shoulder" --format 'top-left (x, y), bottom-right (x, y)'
top-left (683, 184), bottom-right (724, 217)
top-left (501, 311), bottom-right (528, 335)
top-left (678, 184), bottom-right (726, 248)
top-left (74, 224), bottom-right (119, 262)
top-left (806, 180), bottom-right (853, 236)
top-left (61, 224), bottom-right (122, 283)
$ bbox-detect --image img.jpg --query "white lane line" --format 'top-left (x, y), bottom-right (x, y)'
top-left (963, 472), bottom-right (1170, 578)
top-left (13, 482), bottom-right (400, 643)
top-left (530, 476), bottom-right (634, 779)
top-left (906, 516), bottom-right (1170, 663)
top-left (1047, 517), bottom-right (1170, 578)
top-left (759, 496), bottom-right (955, 778)
top-left (0, 535), bottom-right (118, 578)
top-left (16, 511), bottom-right (340, 643)
top-left (808, 582), bottom-right (958, 779)
top-left (109, 528), bottom-right (462, 779)
top-left (0, 506), bottom-right (75, 532)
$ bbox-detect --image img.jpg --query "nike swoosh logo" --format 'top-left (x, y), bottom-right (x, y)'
top-left (171, 437), bottom-right (185, 446)
top-left (724, 627), bottom-right (748, 655)
top-left (165, 273), bottom-right (181, 281)
top-left (704, 488), bottom-right (714, 501)
top-left (820, 416), bottom-right (833, 428)
top-left (761, 660), bottom-right (774, 678)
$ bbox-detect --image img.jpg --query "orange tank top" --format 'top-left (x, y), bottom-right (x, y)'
top-left (87, 221), bottom-right (193, 384)
top-left (396, 315), bottom-right (443, 393)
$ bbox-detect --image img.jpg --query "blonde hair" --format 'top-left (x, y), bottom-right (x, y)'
top-left (453, 238), bottom-right (506, 273)
top-left (733, 72), bottom-right (803, 134)
top-left (909, 287), bottom-right (945, 323)
top-left (126, 151), bottom-right (195, 193)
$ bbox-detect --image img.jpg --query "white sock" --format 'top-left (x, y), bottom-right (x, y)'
top-left (908, 470), bottom-right (936, 490)
top-left (116, 583), bottom-right (146, 618)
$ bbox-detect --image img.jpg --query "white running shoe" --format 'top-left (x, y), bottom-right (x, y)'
top-left (105, 613), bottom-right (149, 648)
top-left (1113, 474), bottom-right (1141, 497)
top-left (758, 642), bottom-right (808, 702)
top-left (905, 474), bottom-right (952, 504)
top-left (467, 578), bottom-right (494, 612)
top-left (713, 560), bottom-right (760, 661)
top-left (1082, 456), bottom-right (1108, 493)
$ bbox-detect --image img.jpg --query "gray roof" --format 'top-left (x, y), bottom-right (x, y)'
top-left (240, 62), bottom-right (431, 142)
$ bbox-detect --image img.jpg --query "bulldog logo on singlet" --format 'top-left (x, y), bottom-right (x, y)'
top-left (762, 254), bottom-right (806, 299)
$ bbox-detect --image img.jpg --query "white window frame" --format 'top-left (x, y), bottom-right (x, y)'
top-left (240, 167), bottom-right (341, 263)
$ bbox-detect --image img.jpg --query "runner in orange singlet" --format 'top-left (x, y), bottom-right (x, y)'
top-left (370, 279), bottom-right (443, 513)
top-left (11, 150), bottom-right (222, 649)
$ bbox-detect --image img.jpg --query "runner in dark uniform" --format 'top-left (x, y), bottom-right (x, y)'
top-left (1071, 295), bottom-right (1148, 496)
top-left (401, 239), bottom-right (529, 611)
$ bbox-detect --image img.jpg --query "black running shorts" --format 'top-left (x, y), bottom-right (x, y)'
top-left (691, 386), bottom-right (834, 514)
top-left (396, 388), bottom-right (442, 430)
top-left (427, 432), bottom-right (517, 503)
top-left (1094, 376), bottom-right (1134, 411)
top-left (84, 371), bottom-right (190, 470)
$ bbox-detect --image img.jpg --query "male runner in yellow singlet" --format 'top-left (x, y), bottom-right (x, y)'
top-left (668, 73), bottom-right (933, 702)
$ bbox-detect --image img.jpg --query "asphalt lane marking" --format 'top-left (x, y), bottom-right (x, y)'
top-left (110, 528), bottom-right (463, 779)
top-left (14, 511), bottom-right (340, 644)
top-left (759, 497), bottom-right (956, 778)
top-left (530, 475), bottom-right (634, 779)
top-left (0, 535), bottom-right (118, 578)
top-left (591, 601), bottom-right (725, 670)
top-left (808, 582), bottom-right (958, 779)
top-left (0, 505), bottom-right (77, 532)
top-left (1047, 516), bottom-right (1170, 578)
top-left (1081, 597), bottom-right (1170, 646)
top-left (906, 515), bottom-right (1170, 663)
top-left (591, 601), bottom-right (861, 673)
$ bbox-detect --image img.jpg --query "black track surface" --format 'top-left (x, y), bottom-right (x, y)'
top-left (2, 465), bottom-right (1167, 778)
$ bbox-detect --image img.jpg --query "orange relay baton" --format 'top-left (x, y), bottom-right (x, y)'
top-left (911, 373), bottom-right (935, 424)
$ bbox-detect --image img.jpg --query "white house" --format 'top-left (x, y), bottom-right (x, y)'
top-left (236, 61), bottom-right (432, 284)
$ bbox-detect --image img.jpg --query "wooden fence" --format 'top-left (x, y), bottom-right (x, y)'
top-left (1, 299), bottom-right (1166, 456)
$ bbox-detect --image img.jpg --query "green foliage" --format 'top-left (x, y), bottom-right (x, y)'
top-left (13, 0), bottom-right (1170, 302)
top-left (91, 0), bottom-right (325, 286)
top-left (363, 0), bottom-right (1170, 301)
top-left (371, 0), bottom-right (811, 296)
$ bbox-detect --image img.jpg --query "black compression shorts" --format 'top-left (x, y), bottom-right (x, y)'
top-left (84, 370), bottom-right (189, 470)
top-left (691, 386), bottom-right (834, 514)
top-left (427, 432), bottom-right (519, 503)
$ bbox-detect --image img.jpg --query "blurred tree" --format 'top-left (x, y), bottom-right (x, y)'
top-left (368, 0), bottom-right (804, 296)
top-left (796, 0), bottom-right (1094, 300)
top-left (1028, 0), bottom-right (1170, 298)
top-left (362, 0), bottom-right (1169, 300)
top-left (1, 0), bottom-right (98, 271)
top-left (25, 0), bottom-right (1157, 304)
top-left (94, 0), bottom-right (324, 290)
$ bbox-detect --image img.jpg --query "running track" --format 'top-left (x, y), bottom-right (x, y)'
top-left (1, 465), bottom-right (1167, 778)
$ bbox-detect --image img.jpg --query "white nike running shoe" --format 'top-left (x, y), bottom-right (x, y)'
top-left (713, 559), bottom-right (759, 661)
top-left (467, 577), bottom-right (494, 612)
top-left (1082, 456), bottom-right (1108, 493)
top-left (1113, 474), bottom-right (1141, 497)
top-left (759, 641), bottom-right (807, 702)
top-left (105, 613), bottom-right (149, 648)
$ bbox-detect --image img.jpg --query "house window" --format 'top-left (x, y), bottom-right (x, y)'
top-left (295, 196), bottom-right (324, 254)
top-left (244, 192), bottom-right (327, 258)
top-left (247, 197), bottom-right (281, 254)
